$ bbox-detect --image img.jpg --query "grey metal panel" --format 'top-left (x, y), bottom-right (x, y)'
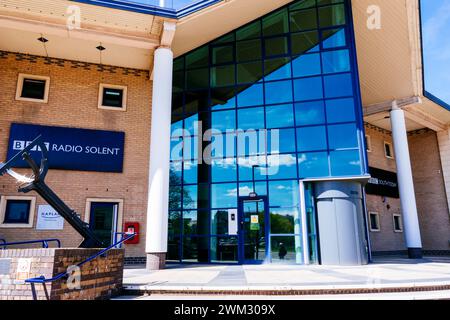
top-left (315, 181), bottom-right (368, 266)
top-left (317, 199), bottom-right (340, 265)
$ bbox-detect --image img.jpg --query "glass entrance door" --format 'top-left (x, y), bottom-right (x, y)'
top-left (89, 202), bottom-right (119, 246)
top-left (238, 196), bottom-right (269, 264)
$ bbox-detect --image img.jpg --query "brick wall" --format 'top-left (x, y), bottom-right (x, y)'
top-left (0, 248), bottom-right (123, 300)
top-left (409, 129), bottom-right (450, 251)
top-left (365, 124), bottom-right (450, 252)
top-left (0, 51), bottom-right (152, 258)
top-left (365, 124), bottom-right (404, 252)
top-left (437, 129), bottom-right (450, 217)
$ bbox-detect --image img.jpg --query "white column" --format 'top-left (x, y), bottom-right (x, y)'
top-left (146, 47), bottom-right (173, 270)
top-left (390, 103), bottom-right (423, 258)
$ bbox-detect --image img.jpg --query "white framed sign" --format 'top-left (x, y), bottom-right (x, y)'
top-left (36, 205), bottom-right (64, 230)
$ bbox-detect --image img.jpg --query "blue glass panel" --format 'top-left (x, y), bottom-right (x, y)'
top-left (237, 61), bottom-right (263, 84)
top-left (237, 156), bottom-right (267, 181)
top-left (183, 160), bottom-right (198, 184)
top-left (322, 28), bottom-right (346, 49)
top-left (211, 110), bottom-right (236, 132)
top-left (170, 136), bottom-right (183, 161)
top-left (265, 80), bottom-right (293, 104)
top-left (238, 107), bottom-right (265, 130)
top-left (183, 210), bottom-right (198, 235)
top-left (298, 152), bottom-right (329, 178)
top-left (323, 73), bottom-right (353, 98)
top-left (295, 101), bottom-right (325, 126)
top-left (184, 114), bottom-right (199, 135)
top-left (211, 87), bottom-right (236, 110)
top-left (169, 185), bottom-right (182, 210)
top-left (264, 58), bottom-right (292, 81)
top-left (330, 150), bottom-right (362, 176)
top-left (237, 84), bottom-right (264, 107)
top-left (237, 129), bottom-right (267, 156)
top-left (238, 181), bottom-right (267, 196)
top-left (291, 31), bottom-right (320, 55)
top-left (292, 54), bottom-right (321, 77)
top-left (322, 49), bottom-right (350, 74)
top-left (327, 123), bottom-right (359, 149)
top-left (183, 136), bottom-right (199, 160)
top-left (293, 77), bottom-right (323, 101)
top-left (211, 183), bottom-right (238, 208)
top-left (297, 126), bottom-right (327, 152)
top-left (325, 98), bottom-right (356, 123)
top-left (266, 154), bottom-right (298, 180)
top-left (266, 104), bottom-right (294, 128)
top-left (212, 158), bottom-right (238, 183)
top-left (210, 133), bottom-right (236, 158)
top-left (268, 128), bottom-right (296, 153)
top-left (268, 180), bottom-right (300, 207)
top-left (170, 161), bottom-right (183, 183)
top-left (171, 120), bottom-right (183, 137)
top-left (183, 185), bottom-right (198, 209)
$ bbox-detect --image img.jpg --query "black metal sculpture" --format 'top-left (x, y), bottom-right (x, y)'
top-left (0, 136), bottom-right (104, 248)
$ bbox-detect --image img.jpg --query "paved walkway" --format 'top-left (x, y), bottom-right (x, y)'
top-left (122, 256), bottom-right (450, 295)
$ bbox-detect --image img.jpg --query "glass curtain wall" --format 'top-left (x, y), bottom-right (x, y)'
top-left (168, 0), bottom-right (366, 264)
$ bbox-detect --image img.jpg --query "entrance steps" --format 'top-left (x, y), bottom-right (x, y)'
top-left (121, 282), bottom-right (450, 297)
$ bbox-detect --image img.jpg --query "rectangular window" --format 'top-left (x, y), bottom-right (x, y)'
top-left (384, 141), bottom-right (394, 159)
top-left (0, 196), bottom-right (36, 228)
top-left (16, 74), bottom-right (50, 103)
top-left (98, 84), bottom-right (127, 111)
top-left (393, 214), bottom-right (403, 232)
top-left (369, 212), bottom-right (380, 232)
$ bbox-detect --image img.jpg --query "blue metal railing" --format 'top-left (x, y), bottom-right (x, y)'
top-left (25, 232), bottom-right (135, 285)
top-left (0, 238), bottom-right (61, 250)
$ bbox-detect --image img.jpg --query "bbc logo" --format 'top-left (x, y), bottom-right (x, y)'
top-left (13, 140), bottom-right (50, 152)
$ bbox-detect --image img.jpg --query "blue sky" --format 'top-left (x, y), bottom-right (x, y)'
top-left (421, 0), bottom-right (450, 106)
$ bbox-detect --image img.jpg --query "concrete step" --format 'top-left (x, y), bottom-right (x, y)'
top-left (122, 281), bottom-right (450, 297)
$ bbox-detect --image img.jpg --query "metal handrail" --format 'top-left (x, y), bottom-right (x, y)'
top-left (1, 238), bottom-right (61, 250)
top-left (25, 232), bottom-right (135, 284)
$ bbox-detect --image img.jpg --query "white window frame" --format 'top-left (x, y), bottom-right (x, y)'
top-left (384, 141), bottom-right (394, 159)
top-left (84, 198), bottom-right (124, 244)
top-left (365, 134), bottom-right (372, 153)
top-left (0, 196), bottom-right (36, 228)
top-left (98, 83), bottom-right (127, 111)
top-left (368, 211), bottom-right (380, 232)
top-left (393, 214), bottom-right (403, 233)
top-left (15, 73), bottom-right (50, 103)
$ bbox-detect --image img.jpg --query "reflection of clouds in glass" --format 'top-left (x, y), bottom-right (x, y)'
top-left (349, 160), bottom-right (361, 166)
top-left (226, 186), bottom-right (253, 197)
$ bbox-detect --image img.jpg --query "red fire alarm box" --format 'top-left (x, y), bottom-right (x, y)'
top-left (124, 222), bottom-right (139, 244)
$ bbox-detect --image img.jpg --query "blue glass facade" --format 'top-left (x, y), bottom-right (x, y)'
top-left (168, 0), bottom-right (367, 264)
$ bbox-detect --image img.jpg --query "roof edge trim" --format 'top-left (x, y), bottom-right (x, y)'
top-left (71, 0), bottom-right (223, 19)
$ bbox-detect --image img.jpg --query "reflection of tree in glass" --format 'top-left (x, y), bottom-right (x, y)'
top-left (270, 212), bottom-right (294, 234)
top-left (169, 169), bottom-right (193, 210)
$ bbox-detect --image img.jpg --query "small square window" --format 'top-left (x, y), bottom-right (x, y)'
top-left (16, 74), bottom-right (50, 103)
top-left (0, 196), bottom-right (36, 228)
top-left (369, 212), bottom-right (380, 232)
top-left (384, 141), bottom-right (394, 159)
top-left (98, 84), bottom-right (127, 111)
top-left (393, 214), bottom-right (403, 232)
top-left (365, 135), bottom-right (372, 152)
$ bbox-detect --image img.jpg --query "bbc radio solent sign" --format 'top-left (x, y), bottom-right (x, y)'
top-left (7, 123), bottom-right (125, 173)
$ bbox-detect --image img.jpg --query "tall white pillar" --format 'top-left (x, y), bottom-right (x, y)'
top-left (390, 103), bottom-right (423, 259)
top-left (146, 47), bottom-right (173, 270)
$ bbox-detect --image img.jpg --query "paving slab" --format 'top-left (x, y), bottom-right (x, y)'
top-left (122, 256), bottom-right (450, 296)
